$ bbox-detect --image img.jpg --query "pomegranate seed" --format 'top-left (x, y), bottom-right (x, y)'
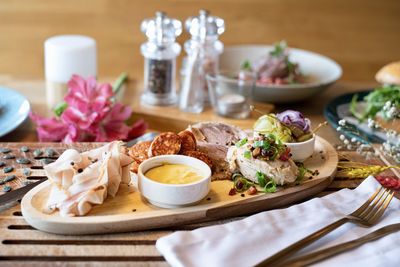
top-left (229, 188), bottom-right (237, 196)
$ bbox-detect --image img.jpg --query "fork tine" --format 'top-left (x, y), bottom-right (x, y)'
top-left (351, 187), bottom-right (383, 217)
top-left (367, 190), bottom-right (395, 224)
top-left (358, 188), bottom-right (389, 219)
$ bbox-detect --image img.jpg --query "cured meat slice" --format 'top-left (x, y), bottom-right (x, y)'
top-left (178, 130), bottom-right (197, 153)
top-left (148, 132), bottom-right (181, 157)
top-left (128, 141), bottom-right (151, 163)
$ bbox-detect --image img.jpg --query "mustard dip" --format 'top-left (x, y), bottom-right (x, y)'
top-left (145, 164), bottom-right (203, 184)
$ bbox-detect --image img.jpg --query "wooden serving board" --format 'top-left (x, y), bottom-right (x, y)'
top-left (21, 136), bottom-right (338, 235)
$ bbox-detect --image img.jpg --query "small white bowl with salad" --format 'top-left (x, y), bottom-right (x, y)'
top-left (254, 110), bottom-right (322, 161)
top-left (220, 41), bottom-right (342, 103)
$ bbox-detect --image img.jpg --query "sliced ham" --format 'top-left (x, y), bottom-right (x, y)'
top-left (44, 141), bottom-right (133, 216)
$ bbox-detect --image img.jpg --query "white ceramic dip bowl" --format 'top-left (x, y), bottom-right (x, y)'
top-left (285, 134), bottom-right (316, 162)
top-left (138, 155), bottom-right (212, 209)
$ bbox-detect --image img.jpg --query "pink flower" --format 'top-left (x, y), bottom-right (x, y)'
top-left (95, 103), bottom-right (132, 142)
top-left (65, 75), bottom-right (113, 114)
top-left (30, 74), bottom-right (147, 143)
top-left (29, 113), bottom-right (69, 142)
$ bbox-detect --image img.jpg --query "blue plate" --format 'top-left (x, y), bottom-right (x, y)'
top-left (0, 87), bottom-right (31, 138)
top-left (323, 89), bottom-right (388, 144)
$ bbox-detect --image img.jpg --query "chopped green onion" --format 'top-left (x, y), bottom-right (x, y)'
top-left (263, 180), bottom-right (277, 193)
top-left (256, 171), bottom-right (266, 187)
top-left (232, 172), bottom-right (244, 181)
top-left (233, 176), bottom-right (254, 192)
top-left (244, 150), bottom-right (252, 159)
top-left (295, 162), bottom-right (314, 181)
top-left (235, 137), bottom-right (248, 147)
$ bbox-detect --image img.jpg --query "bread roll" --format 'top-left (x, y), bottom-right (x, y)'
top-left (375, 61), bottom-right (400, 85)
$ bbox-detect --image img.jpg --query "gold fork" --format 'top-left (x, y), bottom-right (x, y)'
top-left (255, 187), bottom-right (394, 267)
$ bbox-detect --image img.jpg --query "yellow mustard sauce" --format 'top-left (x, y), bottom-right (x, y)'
top-left (145, 164), bottom-right (203, 184)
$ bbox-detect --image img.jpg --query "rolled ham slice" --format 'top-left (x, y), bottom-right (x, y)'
top-left (44, 141), bottom-right (133, 217)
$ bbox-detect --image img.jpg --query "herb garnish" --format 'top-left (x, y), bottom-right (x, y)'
top-left (235, 137), bottom-right (248, 147)
top-left (350, 85), bottom-right (400, 121)
top-left (270, 40), bottom-right (287, 57)
top-left (256, 171), bottom-right (277, 193)
top-left (295, 162), bottom-right (318, 181)
top-left (256, 171), bottom-right (267, 187)
top-left (244, 150), bottom-right (252, 159)
top-left (264, 180), bottom-right (277, 193)
top-left (241, 60), bottom-right (252, 71)
top-left (232, 173), bottom-right (254, 192)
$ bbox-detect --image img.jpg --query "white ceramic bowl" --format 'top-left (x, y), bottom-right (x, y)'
top-left (220, 45), bottom-right (342, 103)
top-left (285, 134), bottom-right (316, 162)
top-left (138, 155), bottom-right (212, 209)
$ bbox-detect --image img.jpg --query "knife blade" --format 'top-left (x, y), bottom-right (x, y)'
top-left (0, 178), bottom-right (46, 208)
top-left (125, 132), bottom-right (158, 147)
top-left (280, 223), bottom-right (400, 267)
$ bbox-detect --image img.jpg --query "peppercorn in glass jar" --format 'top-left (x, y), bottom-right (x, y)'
top-left (140, 12), bottom-right (182, 106)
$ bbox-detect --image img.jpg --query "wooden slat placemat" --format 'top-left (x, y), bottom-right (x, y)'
top-left (0, 147), bottom-right (397, 266)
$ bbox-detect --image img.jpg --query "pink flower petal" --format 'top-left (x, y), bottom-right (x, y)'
top-left (127, 119), bottom-right (148, 140)
top-left (61, 107), bottom-right (99, 130)
top-left (29, 112), bottom-right (69, 142)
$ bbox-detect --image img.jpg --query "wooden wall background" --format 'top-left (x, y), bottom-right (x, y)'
top-left (0, 0), bottom-right (399, 82)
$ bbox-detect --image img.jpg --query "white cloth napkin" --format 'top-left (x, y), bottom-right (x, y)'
top-left (156, 176), bottom-right (400, 267)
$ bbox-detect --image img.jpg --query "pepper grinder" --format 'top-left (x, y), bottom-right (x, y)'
top-left (140, 12), bottom-right (182, 106)
top-left (179, 10), bottom-right (225, 113)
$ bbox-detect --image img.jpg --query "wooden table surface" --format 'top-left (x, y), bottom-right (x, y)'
top-left (0, 77), bottom-right (392, 266)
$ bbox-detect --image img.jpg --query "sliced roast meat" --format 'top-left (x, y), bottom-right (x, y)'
top-left (188, 122), bottom-right (247, 181)
top-left (189, 122), bottom-right (247, 146)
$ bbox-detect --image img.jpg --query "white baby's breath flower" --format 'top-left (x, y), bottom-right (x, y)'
top-left (338, 119), bottom-right (346, 126)
top-left (383, 101), bottom-right (392, 111)
top-left (336, 126), bottom-right (342, 131)
top-left (347, 145), bottom-right (353, 150)
top-left (351, 137), bottom-right (357, 143)
top-left (367, 118), bottom-right (377, 129)
top-left (339, 135), bottom-right (345, 141)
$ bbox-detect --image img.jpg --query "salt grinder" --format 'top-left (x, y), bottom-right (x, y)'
top-left (179, 10), bottom-right (225, 113)
top-left (140, 12), bottom-right (182, 106)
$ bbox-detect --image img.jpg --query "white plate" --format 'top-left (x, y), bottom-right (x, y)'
top-left (220, 45), bottom-right (342, 103)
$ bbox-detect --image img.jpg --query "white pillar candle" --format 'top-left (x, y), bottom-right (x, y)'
top-left (44, 35), bottom-right (97, 109)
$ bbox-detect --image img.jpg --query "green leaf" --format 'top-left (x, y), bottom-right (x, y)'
top-left (244, 150), bottom-right (252, 159)
top-left (256, 171), bottom-right (266, 187)
top-left (53, 102), bottom-right (68, 117)
top-left (235, 137), bottom-right (248, 147)
top-left (352, 85), bottom-right (400, 122)
top-left (241, 60), bottom-right (252, 71)
top-left (270, 40), bottom-right (287, 57)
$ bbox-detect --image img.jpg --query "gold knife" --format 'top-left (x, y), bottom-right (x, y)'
top-left (280, 223), bottom-right (400, 267)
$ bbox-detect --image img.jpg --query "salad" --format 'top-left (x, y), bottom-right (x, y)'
top-left (238, 41), bottom-right (304, 86)
top-left (226, 110), bottom-right (320, 196)
top-left (253, 110), bottom-right (313, 142)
